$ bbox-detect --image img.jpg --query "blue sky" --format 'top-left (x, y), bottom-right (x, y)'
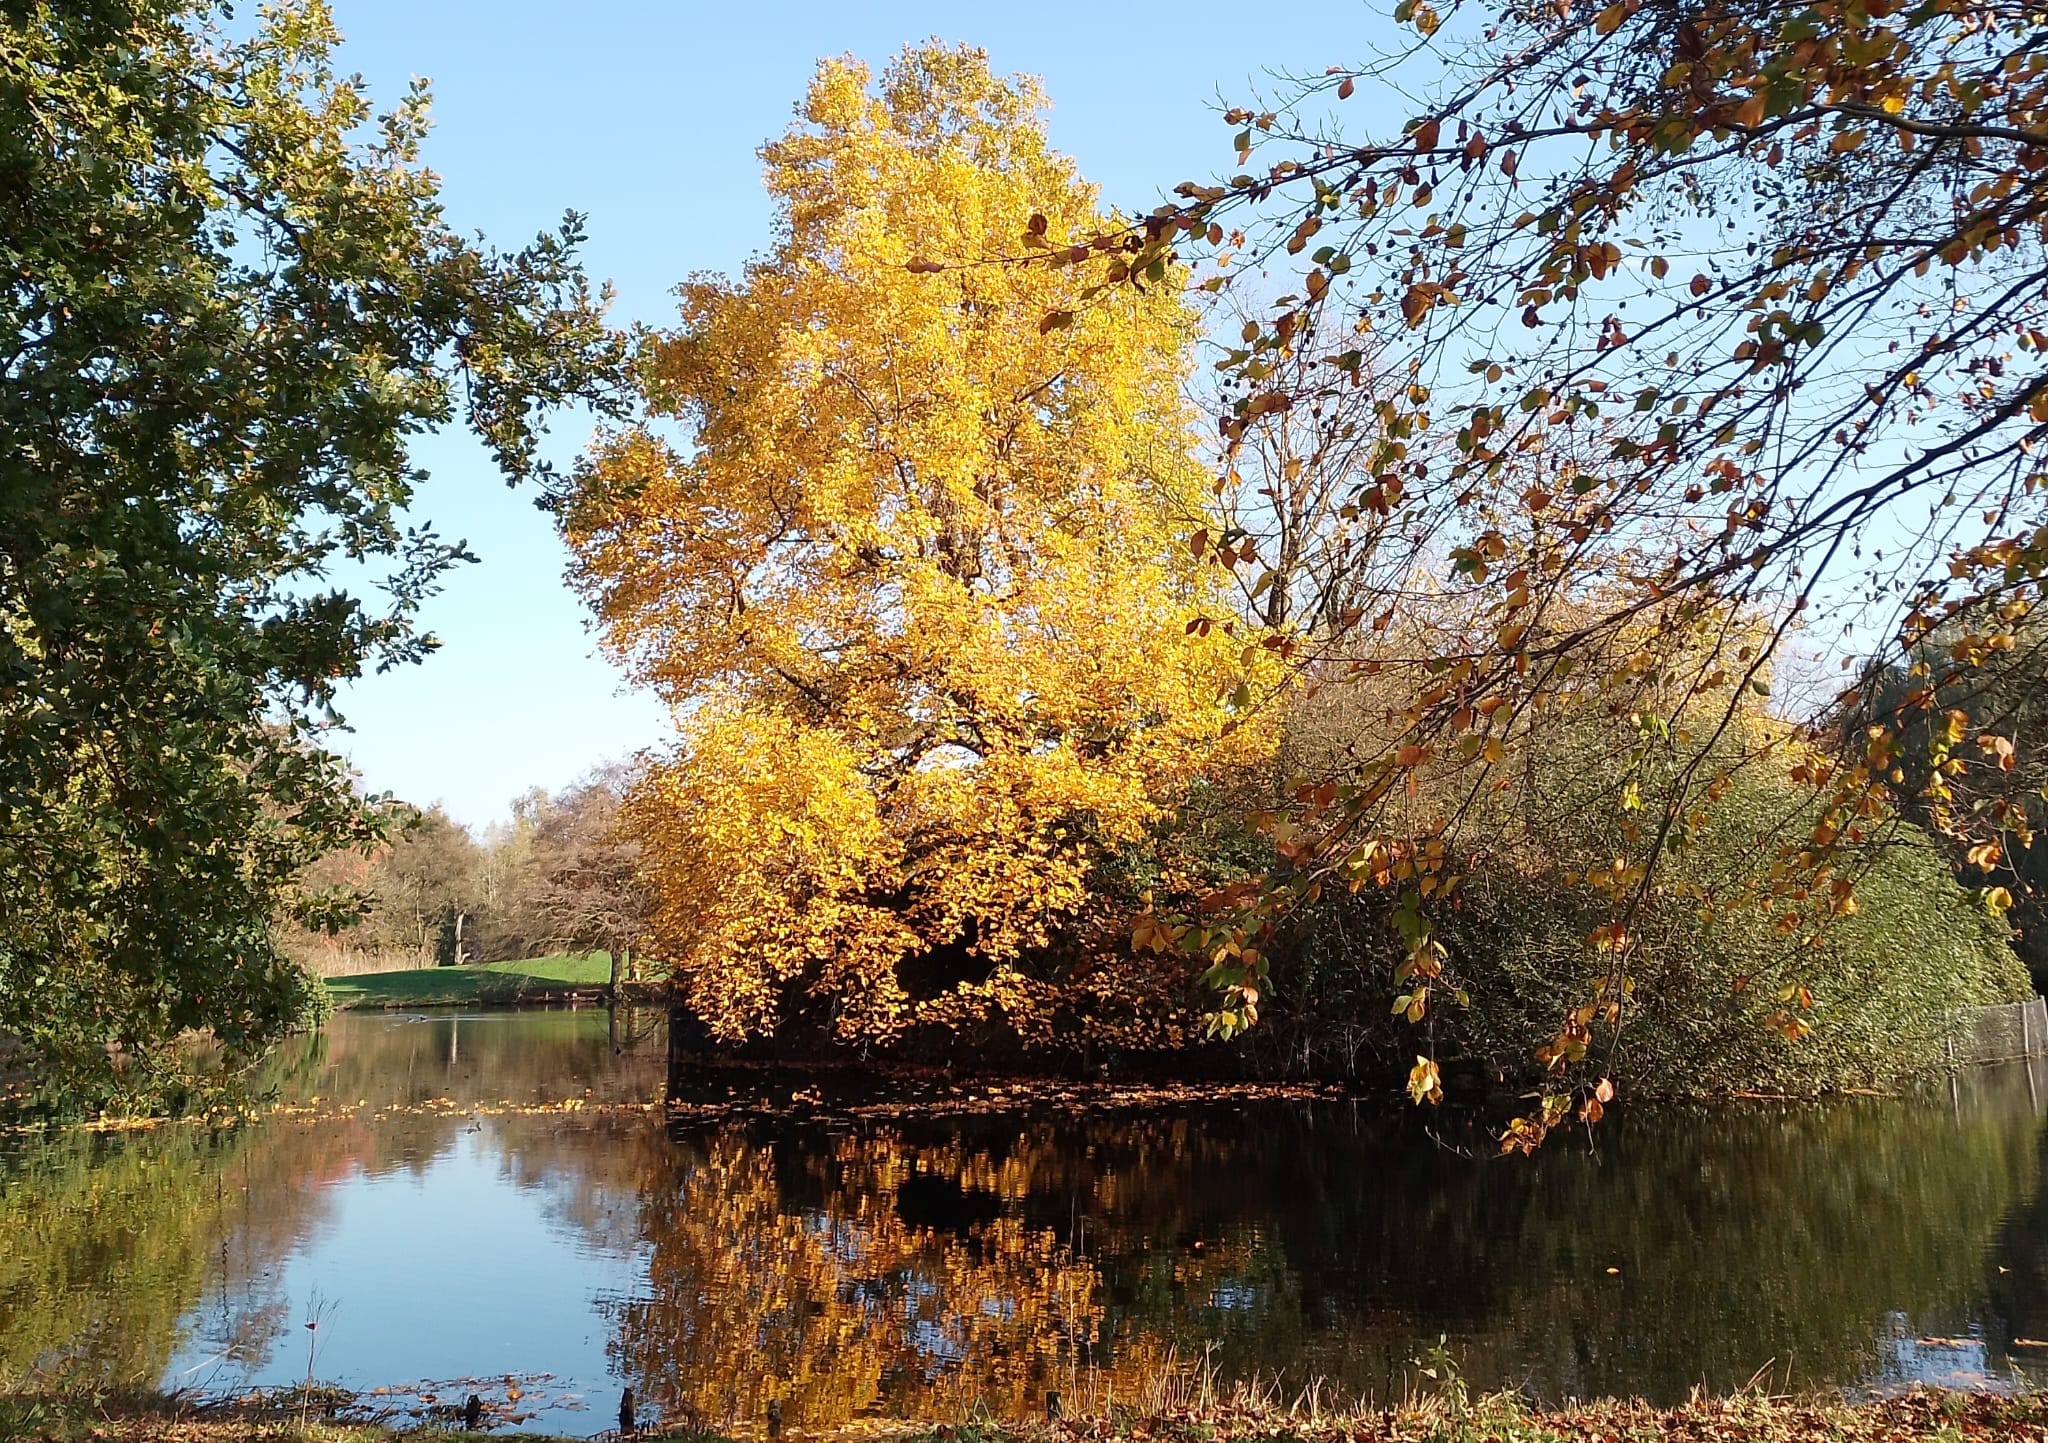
top-left (324, 0), bottom-right (1385, 828)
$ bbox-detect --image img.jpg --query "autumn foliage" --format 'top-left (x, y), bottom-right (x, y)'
top-left (562, 46), bottom-right (1269, 1051)
top-left (1014, 0), bottom-right (2048, 1124)
top-left (558, 25), bottom-right (2040, 1108)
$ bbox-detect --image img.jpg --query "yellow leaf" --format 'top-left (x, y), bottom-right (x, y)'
top-left (1407, 1055), bottom-right (1444, 1105)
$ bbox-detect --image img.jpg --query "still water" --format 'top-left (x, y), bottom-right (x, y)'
top-left (4, 1010), bottom-right (2048, 1435)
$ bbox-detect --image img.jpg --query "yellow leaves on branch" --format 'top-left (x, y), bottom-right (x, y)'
top-left (564, 44), bottom-right (1273, 1049)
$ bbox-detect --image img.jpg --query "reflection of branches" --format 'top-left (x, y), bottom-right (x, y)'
top-left (607, 1129), bottom-right (1107, 1429)
top-left (606, 1097), bottom-right (2047, 1415)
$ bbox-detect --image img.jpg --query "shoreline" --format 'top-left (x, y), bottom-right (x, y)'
top-left (324, 993), bottom-right (1945, 1101)
top-left (5, 1385), bottom-right (2043, 1443)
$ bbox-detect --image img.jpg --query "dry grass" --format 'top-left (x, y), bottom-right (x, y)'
top-left (951, 1387), bottom-right (2048, 1443)
top-left (302, 949), bottom-right (437, 980)
top-left (4, 1383), bottom-right (2045, 1443)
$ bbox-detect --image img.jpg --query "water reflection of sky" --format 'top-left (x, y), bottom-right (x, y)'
top-left (170, 1127), bottom-right (647, 1436)
top-left (1876, 1316), bottom-right (2000, 1394)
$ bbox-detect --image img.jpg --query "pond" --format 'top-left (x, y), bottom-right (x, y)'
top-left (4, 1010), bottom-right (2048, 1436)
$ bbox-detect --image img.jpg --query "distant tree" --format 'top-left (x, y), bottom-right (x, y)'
top-left (519, 766), bottom-right (651, 991)
top-left (1204, 312), bottom-right (1400, 638)
top-left (0, 0), bottom-right (622, 1101)
top-left (367, 808), bottom-right (485, 965)
top-left (472, 801), bottom-right (543, 964)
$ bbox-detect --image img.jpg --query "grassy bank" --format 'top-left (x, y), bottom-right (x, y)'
top-left (321, 955), bottom-right (612, 1010)
top-left (5, 1388), bottom-right (2044, 1443)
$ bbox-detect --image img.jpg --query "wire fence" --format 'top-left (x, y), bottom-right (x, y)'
top-left (1957, 995), bottom-right (2048, 1065)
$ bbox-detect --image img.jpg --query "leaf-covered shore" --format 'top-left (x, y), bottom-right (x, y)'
top-left (10, 1390), bottom-right (2047, 1443)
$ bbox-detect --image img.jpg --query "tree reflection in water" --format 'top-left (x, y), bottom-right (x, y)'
top-left (611, 1069), bottom-right (2048, 1428)
top-left (4, 1015), bottom-right (2048, 1433)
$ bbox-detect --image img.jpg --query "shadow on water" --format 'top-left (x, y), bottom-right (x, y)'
top-left (4, 1012), bottom-right (2048, 1436)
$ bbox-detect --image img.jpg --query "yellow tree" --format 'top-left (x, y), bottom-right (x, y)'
top-left (562, 45), bottom-right (1268, 1050)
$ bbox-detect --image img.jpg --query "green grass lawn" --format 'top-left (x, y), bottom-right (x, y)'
top-left (322, 953), bottom-right (613, 1010)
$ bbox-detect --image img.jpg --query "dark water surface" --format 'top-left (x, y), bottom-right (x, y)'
top-left (5, 1011), bottom-right (2048, 1435)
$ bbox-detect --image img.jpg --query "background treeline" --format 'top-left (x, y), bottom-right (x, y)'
top-left (1841, 617), bottom-right (2048, 993)
top-left (284, 766), bottom-right (648, 984)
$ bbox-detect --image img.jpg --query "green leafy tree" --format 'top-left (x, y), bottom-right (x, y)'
top-left (0, 0), bottom-right (622, 1105)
